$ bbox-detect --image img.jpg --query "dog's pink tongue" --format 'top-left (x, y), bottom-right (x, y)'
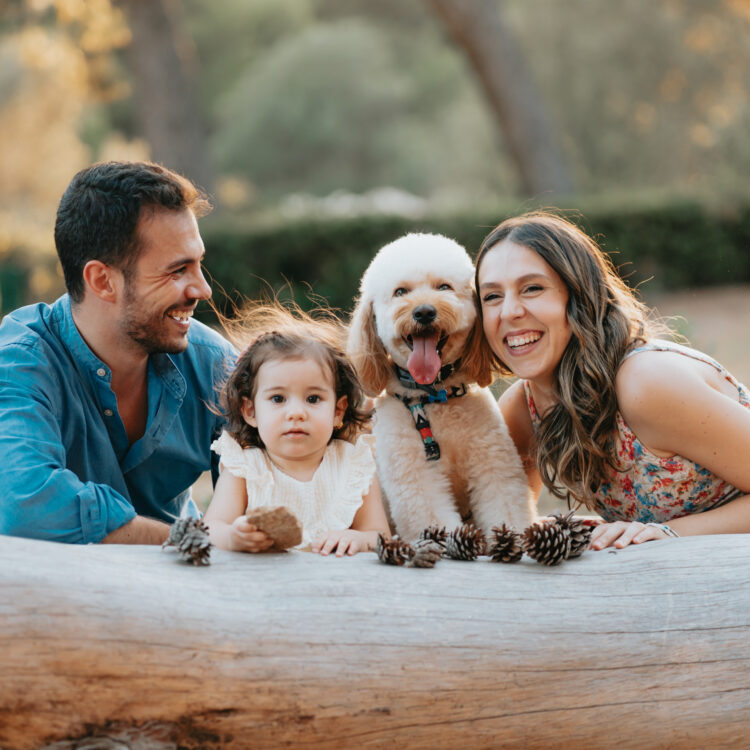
top-left (407, 333), bottom-right (442, 384)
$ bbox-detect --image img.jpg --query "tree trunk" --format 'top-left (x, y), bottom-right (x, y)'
top-left (429, 0), bottom-right (573, 196)
top-left (2, 535), bottom-right (749, 748)
top-left (118, 0), bottom-right (214, 193)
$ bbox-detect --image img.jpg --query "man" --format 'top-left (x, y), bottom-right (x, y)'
top-left (0, 162), bottom-right (236, 544)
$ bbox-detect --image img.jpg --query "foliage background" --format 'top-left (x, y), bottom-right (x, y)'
top-left (1, 0), bottom-right (750, 316)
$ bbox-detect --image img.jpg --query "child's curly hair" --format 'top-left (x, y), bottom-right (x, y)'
top-left (220, 301), bottom-right (372, 449)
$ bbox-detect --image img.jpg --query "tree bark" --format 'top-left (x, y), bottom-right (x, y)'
top-left (118, 0), bottom-right (214, 193)
top-left (429, 0), bottom-right (573, 196)
top-left (2, 535), bottom-right (749, 748)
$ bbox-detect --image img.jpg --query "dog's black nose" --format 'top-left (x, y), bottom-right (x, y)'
top-left (412, 305), bottom-right (437, 325)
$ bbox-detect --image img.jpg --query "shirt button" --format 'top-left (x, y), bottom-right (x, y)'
top-left (104, 409), bottom-right (114, 417)
top-left (96, 368), bottom-right (106, 377)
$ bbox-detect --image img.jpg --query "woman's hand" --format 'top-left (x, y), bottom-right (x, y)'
top-left (589, 521), bottom-right (670, 550)
top-left (226, 516), bottom-right (274, 553)
top-left (311, 529), bottom-right (376, 557)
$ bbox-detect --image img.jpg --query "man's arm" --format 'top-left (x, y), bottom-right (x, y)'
top-left (102, 516), bottom-right (170, 544)
top-left (0, 343), bottom-right (143, 543)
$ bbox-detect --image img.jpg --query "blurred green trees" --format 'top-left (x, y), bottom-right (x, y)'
top-left (506, 0), bottom-right (750, 194)
top-left (207, 8), bottom-right (506, 201)
top-left (214, 21), bottom-right (411, 195)
top-left (189, 0), bottom-right (750, 204)
top-left (5, 0), bottom-right (750, 210)
top-left (2, 0), bottom-right (750, 312)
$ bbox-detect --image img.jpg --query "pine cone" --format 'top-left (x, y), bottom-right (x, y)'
top-left (487, 523), bottom-right (523, 563)
top-left (522, 519), bottom-right (570, 566)
top-left (163, 518), bottom-right (212, 565)
top-left (376, 534), bottom-right (414, 566)
top-left (163, 517), bottom-right (191, 548)
top-left (552, 511), bottom-right (593, 558)
top-left (444, 524), bottom-right (486, 561)
top-left (407, 538), bottom-right (443, 568)
top-left (417, 525), bottom-right (448, 552)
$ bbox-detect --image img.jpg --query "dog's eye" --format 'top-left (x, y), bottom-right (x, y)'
top-left (393, 287), bottom-right (408, 297)
top-left (438, 283), bottom-right (453, 291)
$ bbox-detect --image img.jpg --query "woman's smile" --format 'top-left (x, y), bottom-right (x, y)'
top-left (504, 329), bottom-right (543, 353)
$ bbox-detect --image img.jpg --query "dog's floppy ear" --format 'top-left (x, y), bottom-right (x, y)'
top-left (347, 297), bottom-right (392, 396)
top-left (461, 311), bottom-right (496, 388)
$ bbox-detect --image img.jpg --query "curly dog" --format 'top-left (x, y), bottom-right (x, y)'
top-left (347, 233), bottom-right (535, 539)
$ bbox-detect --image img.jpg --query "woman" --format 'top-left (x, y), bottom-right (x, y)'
top-left (475, 211), bottom-right (750, 549)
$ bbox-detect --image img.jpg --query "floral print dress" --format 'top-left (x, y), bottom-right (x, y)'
top-left (524, 340), bottom-right (750, 522)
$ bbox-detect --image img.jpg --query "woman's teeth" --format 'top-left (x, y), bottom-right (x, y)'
top-left (507, 333), bottom-right (541, 349)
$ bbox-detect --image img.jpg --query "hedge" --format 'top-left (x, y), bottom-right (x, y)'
top-left (198, 198), bottom-right (750, 323)
top-left (2, 198), bottom-right (749, 320)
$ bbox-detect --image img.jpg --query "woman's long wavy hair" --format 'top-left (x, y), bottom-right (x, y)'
top-left (475, 211), bottom-right (670, 509)
top-left (219, 301), bottom-right (372, 450)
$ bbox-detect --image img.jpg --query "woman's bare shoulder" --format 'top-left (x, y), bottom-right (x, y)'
top-left (616, 347), bottom-right (717, 419)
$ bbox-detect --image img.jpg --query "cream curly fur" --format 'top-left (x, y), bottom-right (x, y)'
top-left (347, 233), bottom-right (536, 539)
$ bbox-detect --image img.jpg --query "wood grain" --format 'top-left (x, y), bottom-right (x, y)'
top-left (1, 535), bottom-right (749, 749)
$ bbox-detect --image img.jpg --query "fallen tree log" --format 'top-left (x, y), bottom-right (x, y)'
top-left (1, 534), bottom-right (749, 749)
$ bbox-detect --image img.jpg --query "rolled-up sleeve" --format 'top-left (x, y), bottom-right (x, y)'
top-left (0, 343), bottom-right (136, 543)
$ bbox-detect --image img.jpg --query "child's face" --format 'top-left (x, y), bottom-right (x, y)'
top-left (241, 356), bottom-right (347, 471)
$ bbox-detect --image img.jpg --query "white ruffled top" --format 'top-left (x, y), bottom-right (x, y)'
top-left (210, 431), bottom-right (377, 548)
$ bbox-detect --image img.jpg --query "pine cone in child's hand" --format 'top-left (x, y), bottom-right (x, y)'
top-left (407, 538), bottom-right (443, 568)
top-left (487, 523), bottom-right (523, 563)
top-left (245, 506), bottom-right (303, 550)
top-left (376, 534), bottom-right (414, 566)
top-left (418, 525), bottom-right (448, 552)
top-left (522, 519), bottom-right (570, 566)
top-left (162, 518), bottom-right (212, 565)
top-left (551, 511), bottom-right (593, 558)
top-left (444, 524), bottom-right (486, 561)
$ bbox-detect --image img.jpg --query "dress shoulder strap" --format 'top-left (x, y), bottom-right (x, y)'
top-left (622, 338), bottom-right (730, 378)
top-left (522, 379), bottom-right (541, 428)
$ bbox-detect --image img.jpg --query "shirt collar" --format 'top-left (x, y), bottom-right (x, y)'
top-left (55, 295), bottom-right (112, 384)
top-left (152, 352), bottom-right (186, 401)
top-left (54, 295), bottom-right (185, 401)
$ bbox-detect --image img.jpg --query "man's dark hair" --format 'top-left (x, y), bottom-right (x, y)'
top-left (54, 161), bottom-right (212, 303)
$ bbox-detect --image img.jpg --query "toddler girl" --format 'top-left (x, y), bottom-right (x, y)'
top-left (203, 304), bottom-right (390, 556)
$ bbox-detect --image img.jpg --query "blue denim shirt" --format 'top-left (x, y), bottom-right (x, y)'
top-left (0, 296), bottom-right (236, 543)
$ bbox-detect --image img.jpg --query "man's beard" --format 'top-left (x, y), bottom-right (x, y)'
top-left (121, 283), bottom-right (191, 355)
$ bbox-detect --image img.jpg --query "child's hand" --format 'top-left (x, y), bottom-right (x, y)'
top-left (589, 521), bottom-right (670, 550)
top-left (312, 529), bottom-right (375, 557)
top-left (228, 516), bottom-right (274, 553)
